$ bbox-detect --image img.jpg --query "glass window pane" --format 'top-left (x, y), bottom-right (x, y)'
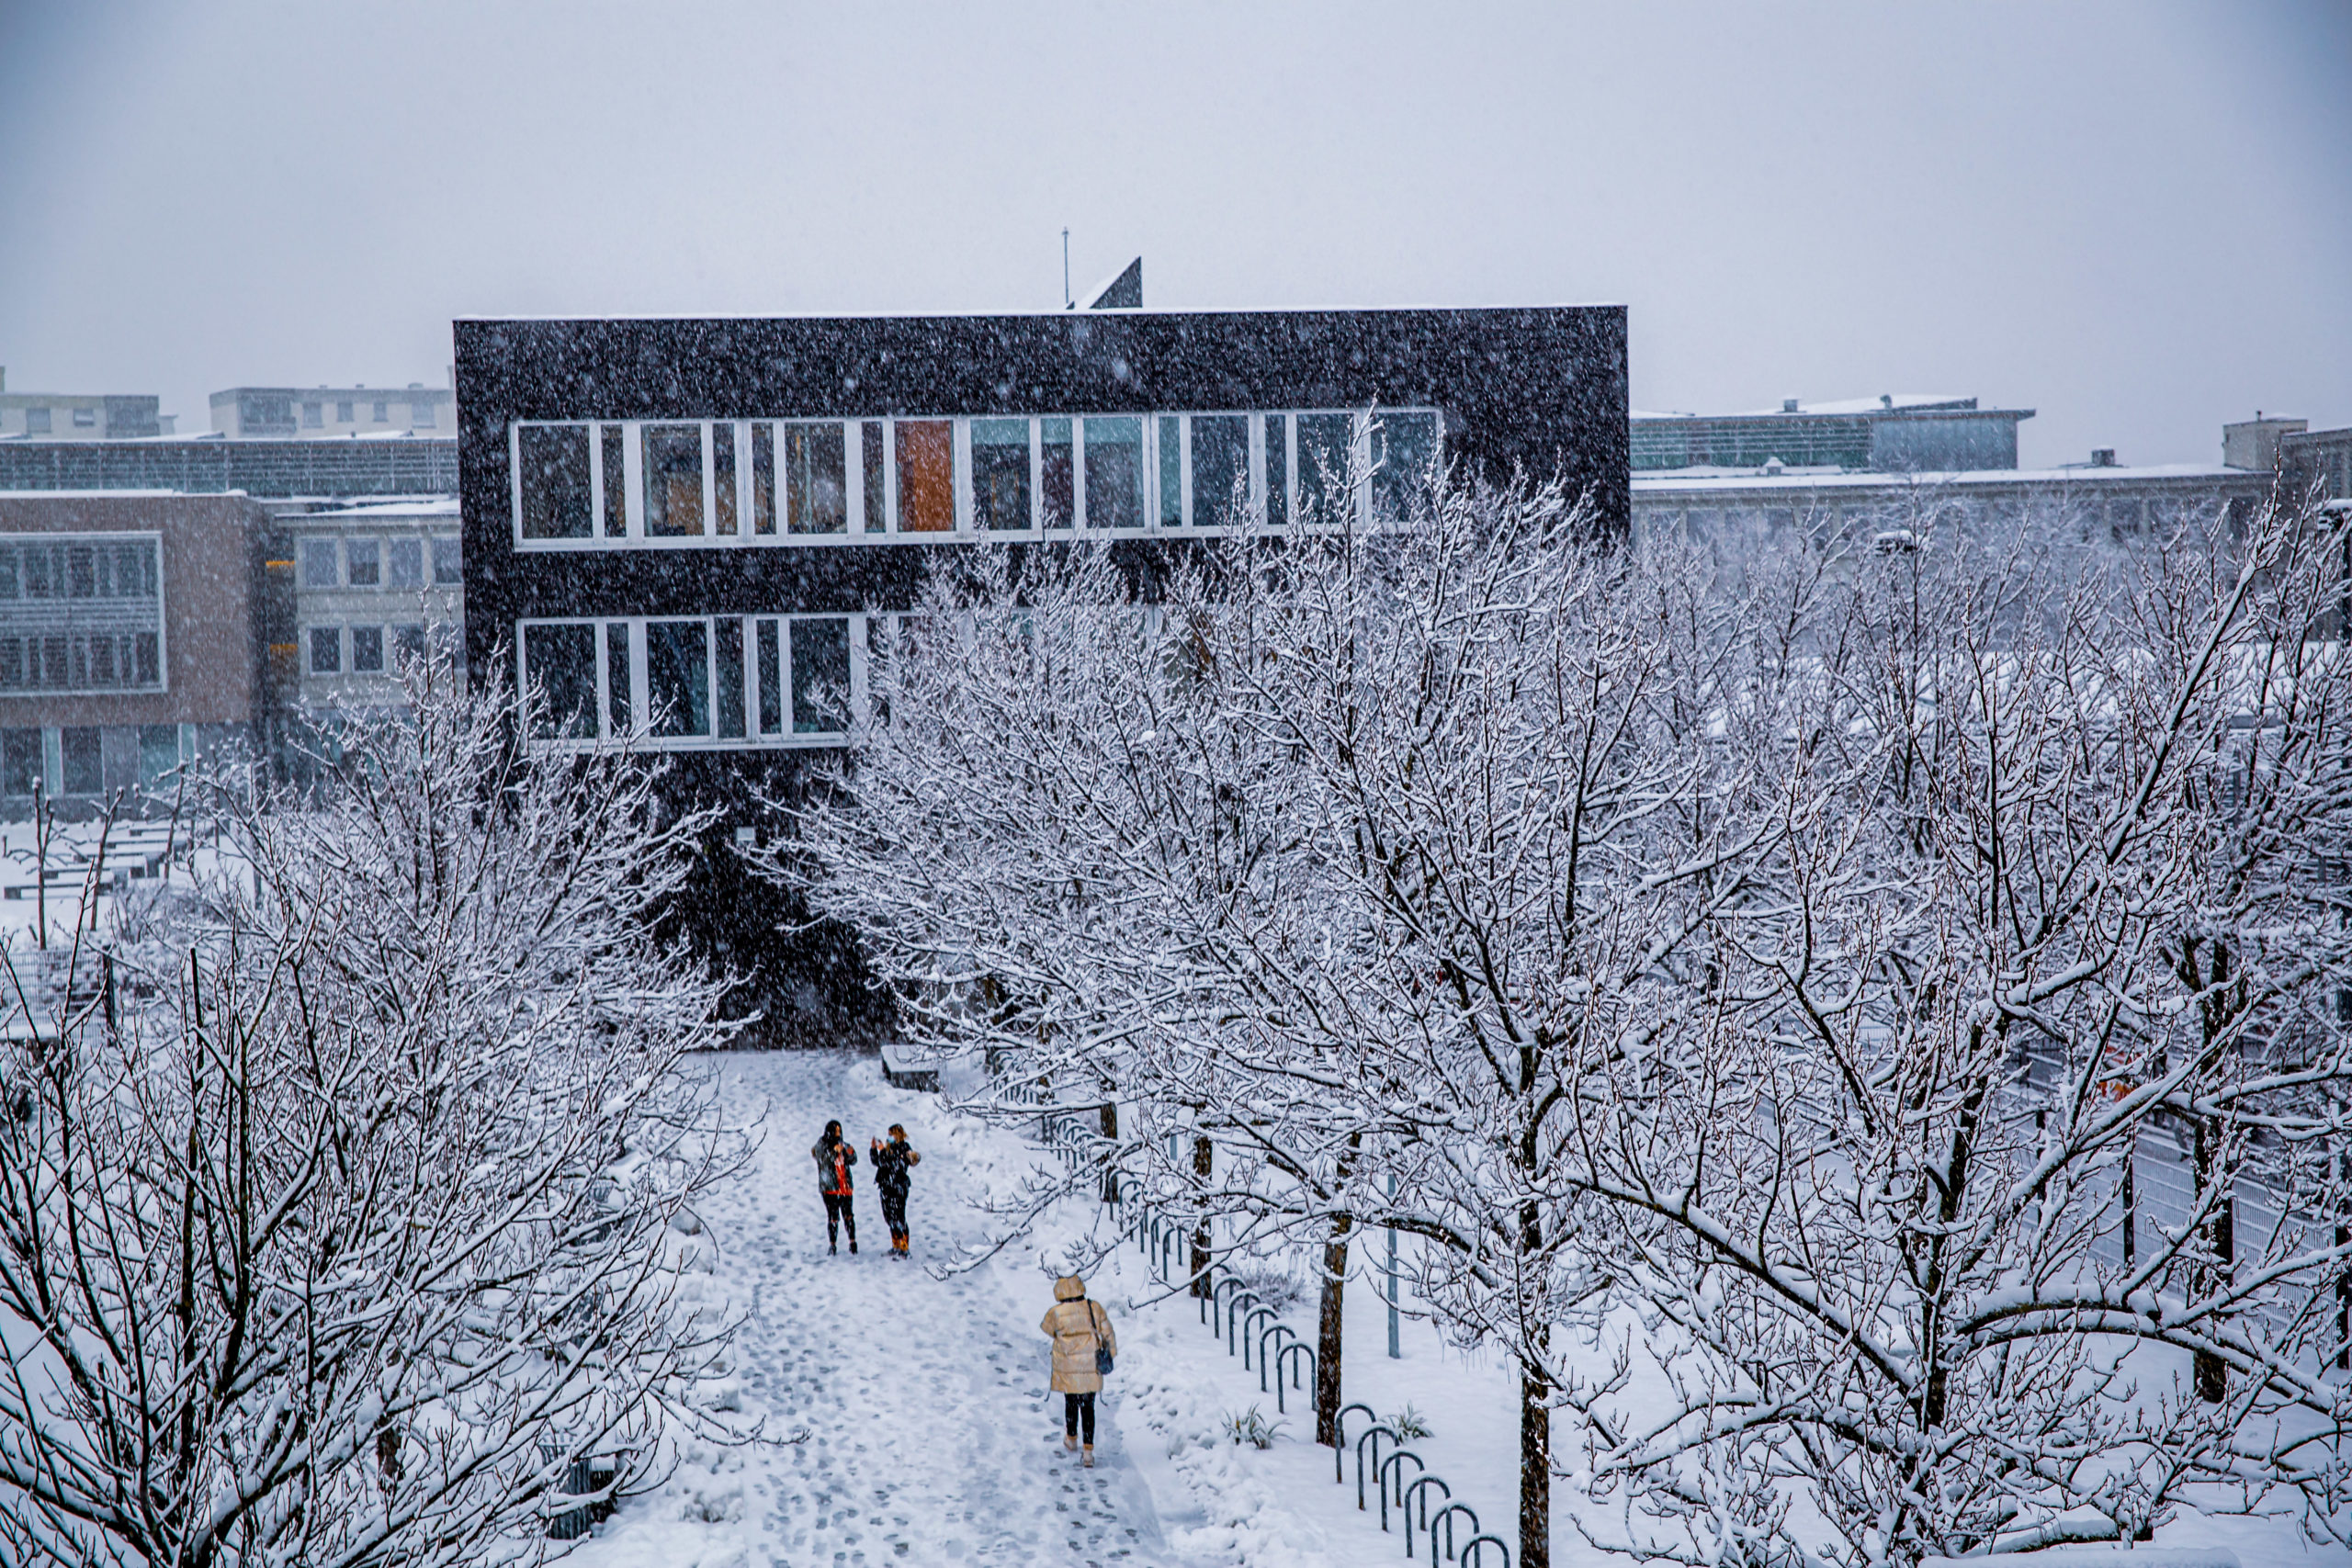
top-left (0, 730), bottom-right (38, 795)
top-left (138, 725), bottom-right (180, 785)
top-left (643, 424), bottom-right (705, 536)
top-left (345, 539), bottom-right (380, 586)
top-left (862, 422), bottom-right (887, 533)
top-left (394, 624), bottom-right (426, 666)
top-left (715, 617), bottom-right (745, 739)
top-left (1083, 417), bottom-right (1143, 530)
top-left (971, 418), bottom-right (1032, 532)
top-left (387, 537), bottom-right (423, 589)
top-left (518, 424), bottom-right (594, 540)
top-left (62, 728), bottom-right (99, 795)
top-left (351, 626), bottom-right (384, 673)
top-left (1159, 416), bottom-right (1183, 527)
top-left (646, 619), bottom-right (710, 737)
top-left (523, 623), bottom-right (596, 739)
top-left (1264, 413), bottom-right (1289, 526)
top-left (752, 423), bottom-right (776, 535)
top-left (604, 622), bottom-right (631, 733)
top-left (602, 425), bottom-right (628, 536)
top-left (301, 538), bottom-right (339, 588)
top-left (1191, 414), bottom-right (1248, 527)
top-left (432, 536), bottom-right (463, 584)
top-left (895, 420), bottom-right (955, 532)
top-left (786, 422), bottom-right (848, 534)
top-left (309, 626), bottom-right (341, 674)
top-left (1371, 411), bottom-right (1440, 519)
top-left (1297, 412), bottom-right (1353, 525)
top-left (756, 619), bottom-right (783, 734)
top-left (713, 423), bottom-right (739, 536)
top-left (791, 617), bottom-right (850, 733)
top-left (1041, 418), bottom-right (1073, 530)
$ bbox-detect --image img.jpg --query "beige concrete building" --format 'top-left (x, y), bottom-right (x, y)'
top-left (285, 497), bottom-right (464, 711)
top-left (0, 368), bottom-right (173, 440)
top-left (0, 491), bottom-right (275, 807)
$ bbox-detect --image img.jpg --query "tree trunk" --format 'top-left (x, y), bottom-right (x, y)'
top-left (2193, 1111), bottom-right (2234, 1404)
top-left (1190, 1134), bottom-right (1214, 1298)
top-left (1520, 1347), bottom-right (1551, 1568)
top-left (1098, 1097), bottom-right (1119, 1206)
top-left (1316, 1212), bottom-right (1350, 1446)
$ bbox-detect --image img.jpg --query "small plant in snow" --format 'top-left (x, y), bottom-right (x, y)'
top-left (1386, 1404), bottom-right (1432, 1441)
top-left (1222, 1406), bottom-right (1283, 1450)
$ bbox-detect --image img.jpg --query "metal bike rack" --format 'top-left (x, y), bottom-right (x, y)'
top-left (1258, 1322), bottom-right (1296, 1391)
top-left (1355, 1423), bottom-right (1401, 1511)
top-left (1274, 1340), bottom-right (1316, 1415)
top-left (1376, 1448), bottom-right (1425, 1533)
top-left (1241, 1305), bottom-right (1280, 1371)
top-left (1211, 1274), bottom-right (1249, 1333)
top-left (1401, 1474), bottom-right (1452, 1557)
top-left (1459, 1533), bottom-right (1510, 1567)
top-left (1226, 1291), bottom-right (1262, 1356)
top-left (1333, 1403), bottom-right (1378, 1481)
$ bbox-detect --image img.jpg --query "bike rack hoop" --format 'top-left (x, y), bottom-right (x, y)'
top-left (1459, 1531), bottom-right (1510, 1568)
top-left (1333, 1402), bottom-right (1378, 1480)
top-left (1258, 1323), bottom-right (1296, 1392)
top-left (1241, 1305), bottom-right (1280, 1371)
top-left (1355, 1424), bottom-right (1401, 1511)
top-left (1425, 1500), bottom-right (1480, 1565)
top-left (1376, 1448), bottom-right (1425, 1533)
top-left (1401, 1474), bottom-right (1453, 1557)
top-left (1275, 1340), bottom-right (1316, 1415)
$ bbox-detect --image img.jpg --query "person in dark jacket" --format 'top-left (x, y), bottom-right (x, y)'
top-left (812, 1120), bottom-right (857, 1255)
top-left (869, 1124), bottom-right (922, 1257)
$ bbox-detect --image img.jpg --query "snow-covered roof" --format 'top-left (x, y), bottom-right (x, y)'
top-left (1633, 396), bottom-right (2006, 421)
top-left (1634, 462), bottom-right (2264, 495)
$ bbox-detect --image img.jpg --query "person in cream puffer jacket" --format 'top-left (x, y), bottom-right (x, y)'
top-left (1041, 1276), bottom-right (1116, 1464)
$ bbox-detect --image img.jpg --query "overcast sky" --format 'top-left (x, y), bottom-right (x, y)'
top-left (2, 1), bottom-right (2346, 468)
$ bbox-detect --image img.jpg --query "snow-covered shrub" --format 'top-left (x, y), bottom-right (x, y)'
top-left (1386, 1404), bottom-right (1432, 1441)
top-left (1222, 1406), bottom-right (1283, 1450)
top-left (0, 651), bottom-right (745, 1568)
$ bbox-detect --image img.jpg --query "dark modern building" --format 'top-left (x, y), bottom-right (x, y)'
top-left (454, 305), bottom-right (1629, 1039)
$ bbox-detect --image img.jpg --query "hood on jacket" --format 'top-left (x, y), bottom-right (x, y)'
top-left (1054, 1276), bottom-right (1087, 1302)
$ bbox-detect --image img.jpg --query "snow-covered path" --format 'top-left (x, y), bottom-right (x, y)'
top-left (573, 1049), bottom-right (1184, 1568)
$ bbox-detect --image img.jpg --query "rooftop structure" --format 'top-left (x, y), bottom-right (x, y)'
top-left (211, 384), bottom-right (453, 439)
top-left (0, 368), bottom-right (174, 442)
top-left (1631, 394), bottom-right (2034, 473)
top-left (0, 437), bottom-right (458, 500)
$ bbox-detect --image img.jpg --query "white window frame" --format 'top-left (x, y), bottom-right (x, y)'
top-left (516, 613), bottom-right (866, 751)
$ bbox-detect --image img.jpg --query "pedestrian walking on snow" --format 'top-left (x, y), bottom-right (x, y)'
top-left (870, 1124), bottom-right (922, 1256)
top-left (1041, 1276), bottom-right (1117, 1467)
top-left (812, 1120), bottom-right (857, 1255)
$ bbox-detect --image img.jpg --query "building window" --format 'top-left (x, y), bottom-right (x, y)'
top-left (351, 626), bottom-right (384, 673)
top-left (301, 538), bottom-right (339, 588)
top-left (373, 400), bottom-right (389, 423)
top-left (387, 537), bottom-right (423, 589)
top-left (605, 622), bottom-right (631, 733)
top-left (895, 422), bottom-right (954, 533)
top-left (646, 619), bottom-right (710, 738)
top-left (1, 729), bottom-right (39, 795)
top-left (393, 623), bottom-right (426, 666)
top-left (1296, 412), bottom-right (1353, 523)
top-left (714, 618), bottom-right (746, 739)
top-left (61, 728), bottom-right (100, 795)
top-left (1370, 411), bottom-right (1440, 519)
top-left (309, 626), bottom-right (342, 674)
top-left (138, 725), bottom-right (181, 784)
top-left (522, 622), bottom-right (596, 739)
top-left (1159, 416), bottom-right (1183, 527)
top-left (345, 538), bottom-right (380, 587)
top-left (336, 400), bottom-right (355, 423)
top-left (1190, 414), bottom-right (1250, 528)
top-left (862, 421), bottom-right (887, 533)
top-left (0, 535), bottom-right (165, 694)
top-left (791, 616), bottom-right (851, 734)
top-left (713, 423), bottom-right (740, 536)
top-left (519, 424), bottom-right (594, 540)
top-left (779, 422), bottom-right (847, 535)
top-left (302, 402), bottom-right (323, 429)
top-left (1264, 413), bottom-right (1290, 525)
top-left (412, 400), bottom-right (436, 429)
top-left (431, 536), bottom-right (462, 584)
top-left (643, 425), bottom-right (705, 537)
top-left (24, 409), bottom-right (50, 435)
top-left (72, 408), bottom-right (96, 429)
top-left (1084, 417), bottom-right (1145, 530)
top-left (971, 419), bottom-right (1032, 532)
top-left (602, 425), bottom-right (628, 537)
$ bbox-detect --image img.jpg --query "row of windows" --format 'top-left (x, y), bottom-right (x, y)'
top-left (302, 400), bottom-right (432, 427)
top-left (306, 622), bottom-right (456, 677)
top-left (512, 410), bottom-right (1442, 548)
top-left (0, 726), bottom-right (188, 796)
top-left (0, 632), bottom-right (163, 693)
top-left (520, 615), bottom-right (857, 747)
top-left (0, 537), bottom-right (159, 601)
top-left (299, 535), bottom-right (463, 591)
top-left (10, 407), bottom-right (101, 434)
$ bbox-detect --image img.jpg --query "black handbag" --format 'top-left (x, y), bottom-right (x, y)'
top-left (1090, 1302), bottom-right (1114, 1376)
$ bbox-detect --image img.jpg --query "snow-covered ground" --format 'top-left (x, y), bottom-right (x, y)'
top-left (566, 1049), bottom-right (2346, 1568)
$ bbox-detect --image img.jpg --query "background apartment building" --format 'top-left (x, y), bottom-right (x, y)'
top-left (211, 383), bottom-right (452, 439)
top-left (0, 368), bottom-right (174, 440)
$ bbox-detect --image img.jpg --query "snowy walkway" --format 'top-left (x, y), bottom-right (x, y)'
top-left (574, 1050), bottom-right (1185, 1568)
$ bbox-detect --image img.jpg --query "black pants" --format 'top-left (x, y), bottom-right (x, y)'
top-left (879, 1188), bottom-right (909, 1241)
top-left (1064, 1392), bottom-right (1096, 1444)
top-left (823, 1191), bottom-right (855, 1249)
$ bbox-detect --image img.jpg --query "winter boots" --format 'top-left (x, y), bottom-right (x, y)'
top-left (1064, 1433), bottom-right (1078, 1452)
top-left (1082, 1445), bottom-right (1095, 1468)
top-left (890, 1233), bottom-right (911, 1258)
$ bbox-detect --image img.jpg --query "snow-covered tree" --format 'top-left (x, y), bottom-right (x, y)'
top-left (0, 653), bottom-right (743, 1568)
